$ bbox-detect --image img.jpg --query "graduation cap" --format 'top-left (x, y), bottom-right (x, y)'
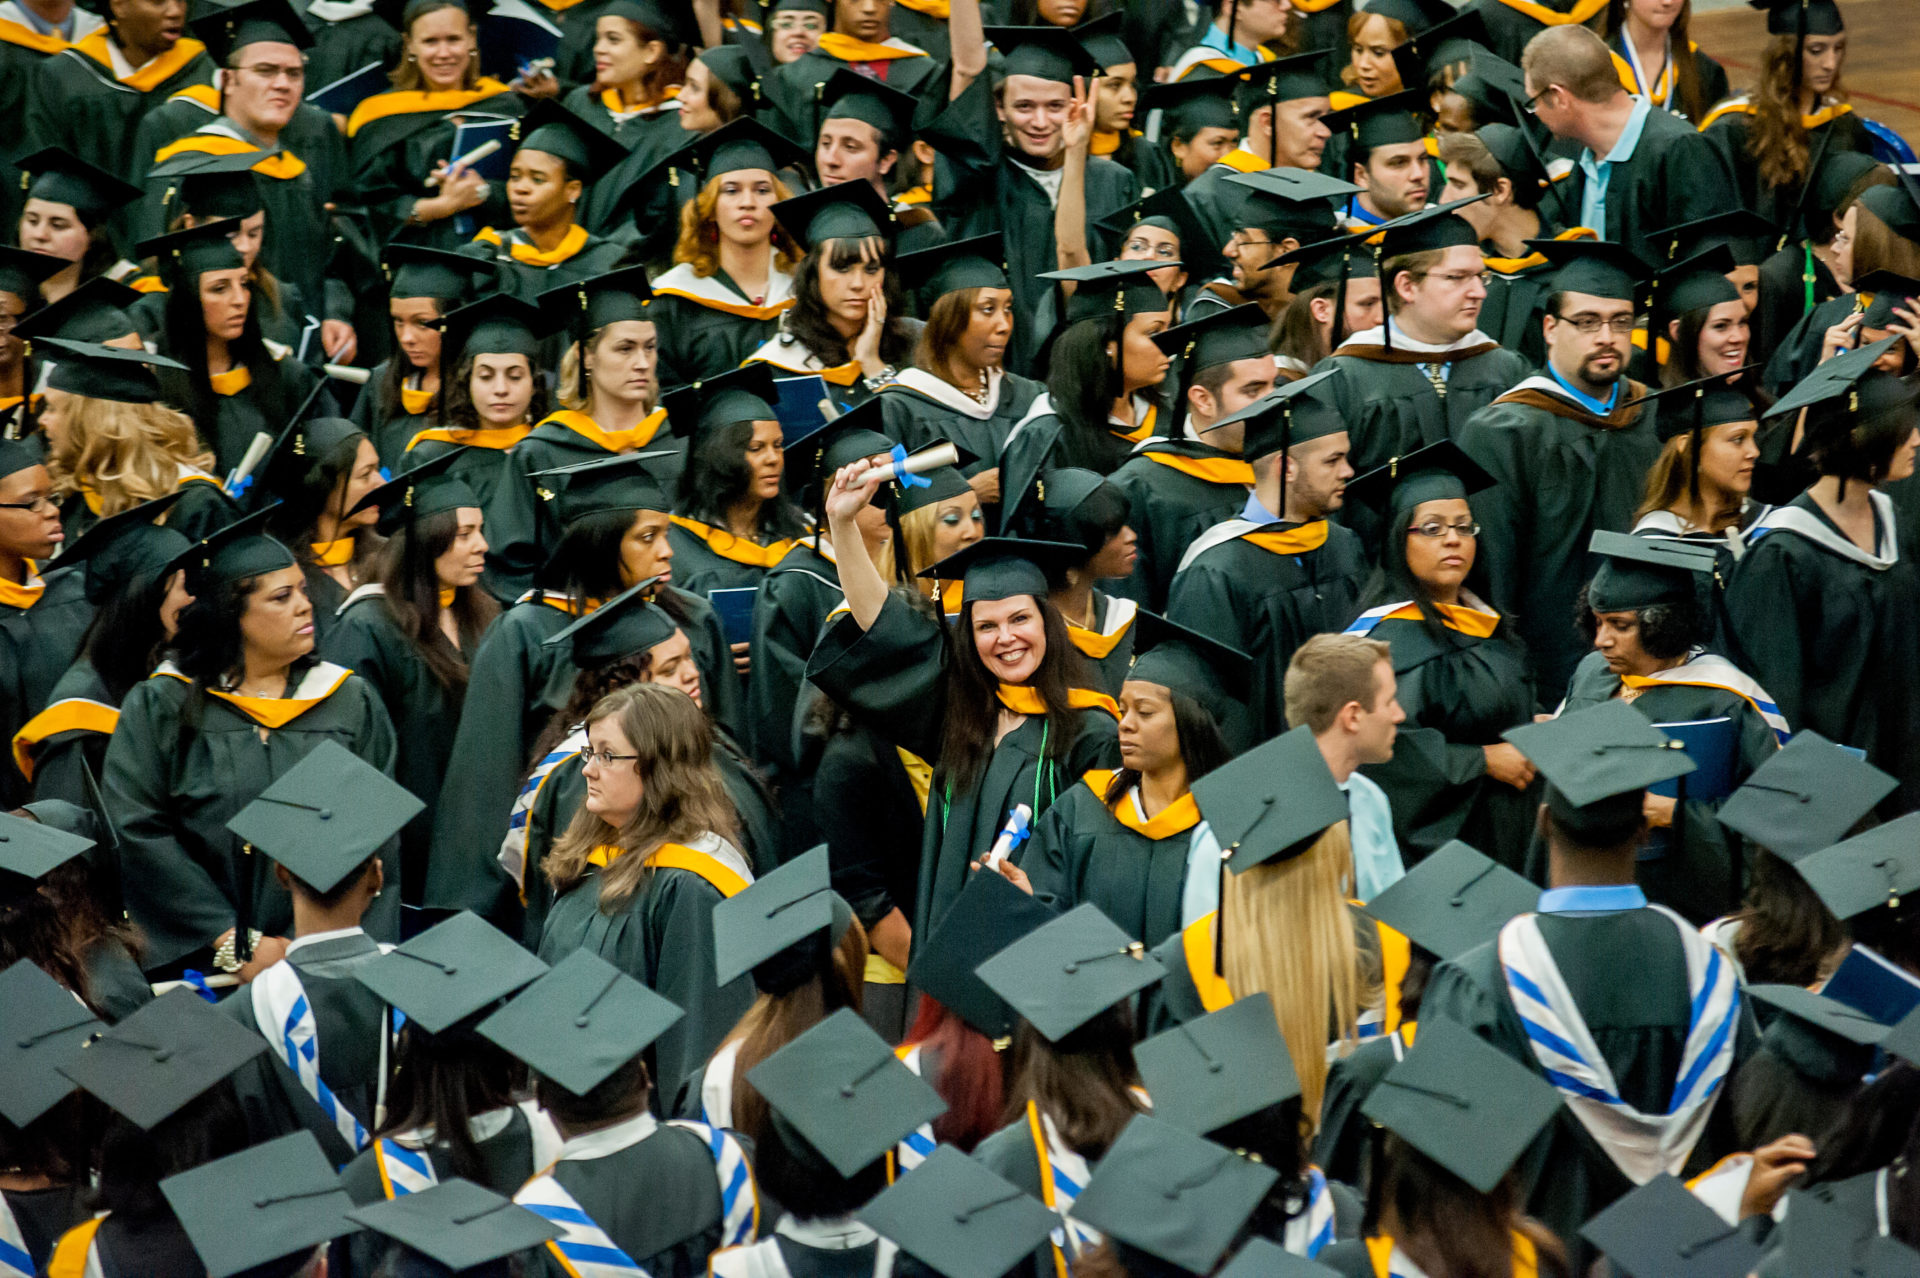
top-left (1794, 812), bottom-right (1920, 922)
top-left (1371, 196), bottom-right (1489, 263)
top-left (1343, 437), bottom-right (1496, 520)
top-left (1585, 528), bottom-right (1717, 613)
top-left (1647, 210), bottom-right (1777, 269)
top-left (1071, 11), bottom-right (1131, 69)
top-left (1221, 168), bottom-right (1352, 242)
top-left (1857, 180), bottom-right (1920, 241)
top-left (191, 0), bottom-right (314, 64)
top-left (438, 291), bottom-right (546, 362)
top-left (896, 233), bottom-right (1010, 311)
top-left (1362, 838), bottom-right (1538, 962)
top-left (711, 845), bottom-right (852, 991)
top-left (536, 265), bottom-right (654, 344)
top-left (1580, 1172), bottom-right (1763, 1278)
top-left (974, 903), bottom-right (1166, 1042)
top-left (857, 1145), bottom-right (1061, 1278)
top-left (383, 244), bottom-right (489, 302)
top-left (771, 181), bottom-right (894, 256)
top-left (258, 414), bottom-right (366, 509)
top-left (747, 1007), bottom-right (948, 1177)
top-left (1361, 1017), bottom-right (1562, 1193)
top-left (346, 446), bottom-right (481, 537)
top-left (1749, 0), bottom-right (1843, 38)
top-left (0, 436), bottom-right (37, 483)
top-left (693, 44), bottom-right (767, 115)
top-left (347, 1178), bottom-right (562, 1273)
top-left (1071, 1115), bottom-right (1278, 1276)
top-left (1529, 236), bottom-right (1649, 303)
top-left (1125, 611), bottom-right (1253, 729)
top-left (1322, 88), bottom-right (1431, 152)
top-left (1623, 370), bottom-right (1761, 453)
top-left (137, 219), bottom-right (248, 286)
top-left (0, 245), bottom-right (68, 301)
top-left (32, 337), bottom-right (187, 404)
top-left (1747, 983), bottom-right (1890, 1047)
top-left (226, 740), bottom-right (423, 894)
top-left (12, 277), bottom-right (139, 344)
top-left (1774, 1189), bottom-right (1897, 1278)
top-left (1096, 187), bottom-right (1226, 288)
top-left (999, 465), bottom-right (1128, 556)
top-left (1502, 700), bottom-right (1695, 845)
top-left (1042, 259), bottom-right (1174, 327)
top-left (1271, 228), bottom-right (1383, 292)
top-left (1799, 148), bottom-right (1886, 243)
top-left (530, 450), bottom-right (677, 528)
top-left (985, 24), bottom-right (1102, 84)
top-left (58, 987), bottom-right (270, 1129)
top-left (1716, 730), bottom-right (1897, 863)
top-left (893, 440), bottom-right (978, 516)
top-left (476, 949), bottom-right (685, 1097)
top-left (13, 146), bottom-right (143, 226)
top-left (150, 151), bottom-right (268, 225)
top-left (1151, 303), bottom-right (1272, 438)
top-left (1887, 1006), bottom-right (1920, 1070)
top-left (510, 99), bottom-right (628, 179)
top-left (818, 66), bottom-right (921, 151)
top-left (1196, 724), bottom-right (1348, 872)
top-left (1765, 343), bottom-right (1917, 459)
top-left (1451, 46), bottom-right (1528, 125)
top-left (161, 502), bottom-right (298, 594)
top-left (0, 958), bottom-right (102, 1127)
top-left (1856, 270), bottom-right (1920, 329)
top-left (597, 0), bottom-right (700, 47)
top-left (161, 1131), bottom-right (355, 1278)
top-left (904, 868), bottom-right (1057, 1039)
top-left (782, 398), bottom-right (897, 503)
top-left (916, 536), bottom-right (1085, 608)
top-left (1649, 245), bottom-right (1742, 330)
top-left (681, 117), bottom-right (809, 184)
top-left (1364, 0), bottom-right (1457, 37)
top-left (1139, 70), bottom-right (1238, 139)
top-left (1200, 367), bottom-right (1347, 463)
top-left (542, 576), bottom-right (677, 668)
top-left (662, 365), bottom-right (782, 443)
top-left (1475, 124), bottom-right (1555, 204)
top-left (1131, 992), bottom-right (1299, 1135)
top-left (1390, 8), bottom-right (1485, 94)
top-left (355, 909), bottom-right (550, 1034)
top-left (1216, 1239), bottom-right (1342, 1278)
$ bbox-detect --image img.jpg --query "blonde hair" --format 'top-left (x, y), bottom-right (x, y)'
top-left (896, 502), bottom-right (943, 583)
top-left (557, 337), bottom-right (589, 411)
top-left (47, 396), bottom-right (214, 515)
top-left (1220, 824), bottom-right (1362, 1126)
top-left (673, 173), bottom-right (802, 277)
top-left (543, 683), bottom-right (739, 913)
top-left (388, 3), bottom-right (482, 91)
top-left (1284, 633), bottom-right (1391, 734)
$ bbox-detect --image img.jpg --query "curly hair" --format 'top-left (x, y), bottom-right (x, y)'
top-left (442, 352), bottom-right (550, 431)
top-left (529, 650), bottom-right (656, 764)
top-left (1749, 34), bottom-right (1847, 191)
top-left (785, 236), bottom-right (917, 370)
top-left (45, 395), bottom-right (213, 515)
top-left (673, 173), bottom-right (801, 277)
top-left (1573, 581), bottom-right (1705, 660)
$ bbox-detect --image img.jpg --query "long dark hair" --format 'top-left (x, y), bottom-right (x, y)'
top-left (1365, 491), bottom-right (1500, 649)
top-left (938, 595), bottom-right (1088, 793)
top-left (1275, 281), bottom-right (1337, 368)
top-left (375, 1020), bottom-right (522, 1183)
top-left (1750, 34), bottom-right (1846, 191)
top-left (787, 237), bottom-right (916, 371)
top-left (81, 565), bottom-right (179, 702)
top-left (1800, 1061), bottom-right (1920, 1246)
top-left (158, 273), bottom-right (288, 452)
top-left (443, 351), bottom-right (550, 432)
top-left (1000, 1005), bottom-right (1140, 1159)
top-left (0, 878), bottom-right (94, 1010)
top-left (168, 569), bottom-right (320, 694)
top-left (1732, 848), bottom-right (1847, 986)
top-left (1048, 314), bottom-right (1128, 445)
top-left (1371, 1135), bottom-right (1569, 1278)
top-left (539, 508), bottom-right (640, 609)
top-left (675, 418), bottom-right (809, 537)
top-left (375, 507), bottom-right (500, 693)
top-left (1101, 690), bottom-right (1230, 807)
top-left (265, 427), bottom-right (373, 572)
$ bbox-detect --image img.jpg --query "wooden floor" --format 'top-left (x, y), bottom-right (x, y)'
top-left (1691, 0), bottom-right (1920, 141)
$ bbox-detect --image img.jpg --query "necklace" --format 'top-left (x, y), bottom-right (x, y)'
top-left (964, 368), bottom-right (990, 404)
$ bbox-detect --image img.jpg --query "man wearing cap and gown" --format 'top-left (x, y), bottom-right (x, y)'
top-left (1166, 373), bottom-right (1370, 745)
top-left (0, 438), bottom-right (88, 810)
top-left (809, 67), bottom-right (949, 256)
top-left (1187, 169), bottom-right (1351, 323)
top-left (1458, 238), bottom-right (1663, 695)
top-left (760, 0), bottom-right (955, 145)
top-left (1177, 56), bottom-right (1338, 251)
top-left (1322, 91), bottom-right (1436, 232)
top-left (468, 101), bottom-right (631, 301)
top-left (1422, 701), bottom-right (1757, 1271)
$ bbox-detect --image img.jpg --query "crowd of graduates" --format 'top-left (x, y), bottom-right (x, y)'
top-left (2, 0), bottom-right (1920, 1270)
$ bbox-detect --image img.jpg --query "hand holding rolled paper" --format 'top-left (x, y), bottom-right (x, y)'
top-left (869, 441), bottom-right (959, 486)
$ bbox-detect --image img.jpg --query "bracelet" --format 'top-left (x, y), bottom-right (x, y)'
top-left (862, 366), bottom-right (898, 393)
top-left (213, 929), bottom-right (263, 973)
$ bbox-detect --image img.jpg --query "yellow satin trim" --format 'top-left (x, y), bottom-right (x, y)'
top-left (46, 1217), bottom-right (105, 1278)
top-left (1377, 917), bottom-right (1409, 1033)
top-left (476, 223), bottom-right (591, 266)
top-left (310, 538), bottom-right (354, 566)
top-left (1698, 97), bottom-right (1850, 133)
top-left (1081, 770), bottom-right (1201, 839)
top-left (438, 587), bottom-right (456, 607)
top-left (996, 684), bottom-right (1122, 719)
top-left (1366, 1234), bottom-right (1536, 1278)
top-left (1110, 403), bottom-right (1155, 444)
top-left (1178, 56), bottom-right (1248, 79)
top-left (1628, 328), bottom-right (1673, 364)
top-left (130, 275), bottom-right (169, 293)
top-left (345, 79), bottom-right (514, 137)
top-left (897, 746), bottom-right (933, 815)
top-left (1144, 452), bottom-right (1256, 486)
top-left (396, 384), bottom-right (436, 416)
top-left (652, 286), bottom-right (795, 321)
top-left (0, 16), bottom-right (70, 53)
top-left (1183, 912), bottom-right (1233, 1012)
top-left (153, 132), bottom-right (306, 179)
top-left (0, 567), bottom-right (46, 609)
top-left (668, 516), bottom-right (798, 568)
top-left (892, 0), bottom-right (950, 15)
top-left (80, 487), bottom-right (103, 516)
top-left (73, 30), bottom-right (207, 90)
top-left (540, 406), bottom-right (668, 453)
top-left (587, 841), bottom-right (750, 897)
top-left (1328, 89), bottom-right (1372, 111)
top-left (817, 32), bottom-right (926, 61)
top-left (1485, 226), bottom-right (1595, 275)
top-left (407, 424), bottom-right (531, 451)
top-left (158, 666), bottom-right (353, 728)
top-left (209, 366), bottom-right (252, 395)
top-left (1370, 601), bottom-right (1502, 638)
top-left (937, 579), bottom-right (964, 616)
top-left (1242, 520), bottom-right (1330, 556)
top-left (1067, 611), bottom-right (1135, 659)
top-left (1091, 130), bottom-right (1121, 156)
top-left (1216, 148), bottom-right (1269, 173)
top-left (532, 0), bottom-right (589, 11)
top-left (1611, 50), bottom-right (1673, 104)
top-left (1620, 674), bottom-right (1776, 732)
top-left (1489, 0), bottom-right (1606, 25)
top-left (1289, 0), bottom-right (1344, 11)
top-left (11, 698), bottom-right (120, 780)
top-left (171, 81), bottom-right (221, 110)
top-left (749, 350), bottom-right (863, 385)
top-left (896, 185), bottom-right (932, 206)
top-left (600, 84), bottom-right (679, 114)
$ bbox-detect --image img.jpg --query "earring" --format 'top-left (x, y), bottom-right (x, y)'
top-left (406, 52), bottom-right (416, 61)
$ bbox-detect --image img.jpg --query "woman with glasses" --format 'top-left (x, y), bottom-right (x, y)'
top-left (0, 438), bottom-right (76, 810)
top-left (761, 0), bottom-right (828, 65)
top-left (1340, 444), bottom-right (1539, 870)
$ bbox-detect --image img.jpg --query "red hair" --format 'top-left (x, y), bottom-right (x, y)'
top-left (904, 998), bottom-right (1008, 1152)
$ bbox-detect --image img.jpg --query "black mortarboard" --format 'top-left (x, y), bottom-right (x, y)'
top-left (1647, 210), bottom-right (1777, 268)
top-left (226, 740), bottom-right (423, 894)
top-left (1585, 528), bottom-right (1717, 612)
top-left (511, 100), bottom-right (628, 178)
top-left (162, 1131), bottom-right (354, 1278)
top-left (346, 446), bottom-right (481, 536)
top-left (1775, 1189), bottom-right (1882, 1278)
top-left (1887, 1006), bottom-right (1920, 1070)
top-left (439, 291), bottom-right (546, 361)
top-left (1716, 730), bottom-right (1896, 863)
top-left (58, 987), bottom-right (269, 1129)
top-left (1043, 259), bottom-right (1174, 326)
top-left (1195, 724), bottom-right (1348, 872)
top-left (348, 1179), bottom-right (561, 1272)
top-left (1233, 51), bottom-right (1332, 113)
top-left (896, 233), bottom-right (1009, 310)
top-left (0, 245), bottom-right (66, 300)
top-left (1372, 196), bottom-right (1489, 260)
top-left (529, 450), bottom-right (677, 524)
top-left (747, 1007), bottom-right (948, 1177)
top-left (1140, 70), bottom-right (1238, 137)
top-left (1271, 228), bottom-right (1382, 291)
top-left (1801, 149), bottom-right (1885, 240)
top-left (661, 363), bottom-right (780, 440)
top-left (1361, 1016), bottom-right (1562, 1193)
top-left (536, 265), bottom-right (654, 341)
top-left (13, 277), bottom-right (139, 344)
top-left (771, 179), bottom-right (894, 253)
top-left (999, 465), bottom-right (1128, 556)
top-left (783, 399), bottom-right (896, 501)
top-left (894, 441), bottom-right (978, 516)
top-left (1794, 812), bottom-right (1920, 922)
top-left (1749, 0), bottom-right (1844, 38)
top-left (1201, 367), bottom-right (1347, 462)
top-left (683, 117), bottom-right (809, 182)
top-left (1072, 12), bottom-right (1131, 69)
top-left (1390, 8), bottom-right (1485, 89)
top-left (1097, 187), bottom-right (1227, 286)
top-left (0, 959), bottom-right (101, 1127)
top-left (191, 0), bottom-right (314, 64)
top-left (383, 244), bottom-right (487, 301)
top-left (138, 219), bottom-right (248, 286)
top-left (151, 152), bottom-right (267, 225)
top-left (1502, 701), bottom-right (1694, 844)
top-left (258, 413), bottom-right (365, 507)
top-left (986, 24), bottom-right (1102, 84)
top-left (1623, 371), bottom-right (1761, 445)
top-left (1216, 1239), bottom-right (1342, 1278)
top-left (1747, 984), bottom-right (1890, 1047)
top-left (905, 869), bottom-right (1057, 1038)
top-left (0, 437), bottom-right (37, 481)
top-left (711, 845), bottom-right (851, 990)
top-left (1579, 1173), bottom-right (1762, 1278)
top-left (1652, 244), bottom-right (1741, 321)
top-left (541, 577), bottom-right (677, 668)
top-left (916, 537), bottom-right (1084, 607)
top-left (1476, 121), bottom-right (1550, 187)
top-left (1132, 992), bottom-right (1299, 1135)
top-left (1364, 0), bottom-right (1458, 37)
top-left (0, 807), bottom-right (92, 885)
top-left (819, 66), bottom-right (921, 150)
top-left (14, 146), bottom-right (142, 225)
top-left (1152, 303), bottom-right (1271, 377)
top-left (1125, 611), bottom-right (1253, 728)
top-left (1362, 839), bottom-right (1538, 961)
top-left (161, 503), bottom-right (298, 593)
top-left (36, 336), bottom-right (187, 405)
top-left (975, 903), bottom-right (1165, 1042)
top-left (598, 0), bottom-right (699, 45)
top-left (477, 949), bottom-right (684, 1096)
top-left (355, 910), bottom-right (550, 1034)
top-left (693, 45), bottom-right (766, 114)
top-left (1857, 180), bottom-right (1920, 240)
top-left (857, 1146), bottom-right (1060, 1278)
top-left (1322, 88), bottom-right (1431, 151)
top-left (1343, 437), bottom-right (1495, 516)
top-left (1764, 339), bottom-right (1916, 435)
top-left (1222, 168), bottom-right (1352, 241)
top-left (1453, 47), bottom-right (1528, 124)
top-left (1531, 236), bottom-right (1649, 302)
top-left (1070, 1115), bottom-right (1278, 1276)
top-left (1857, 270), bottom-right (1920, 329)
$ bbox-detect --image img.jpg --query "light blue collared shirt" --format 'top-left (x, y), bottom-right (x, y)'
top-left (1537, 884), bottom-right (1648, 915)
top-left (1578, 95), bottom-right (1651, 236)
top-left (1199, 23), bottom-right (1262, 67)
top-left (1343, 773), bottom-right (1405, 901)
top-left (1241, 492), bottom-right (1283, 525)
top-left (1546, 363), bottom-right (1621, 416)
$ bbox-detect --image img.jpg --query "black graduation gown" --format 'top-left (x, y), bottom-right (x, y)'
top-left (1422, 912), bottom-right (1756, 1270)
top-left (1457, 377), bottom-right (1663, 698)
top-left (1700, 99), bottom-right (1864, 230)
top-left (1180, 151), bottom-right (1271, 255)
top-left (1608, 34), bottom-right (1730, 125)
top-left (299, 5), bottom-right (402, 101)
top-left (0, 566), bottom-right (92, 809)
top-left (470, 223), bottom-right (631, 303)
top-left (1552, 105), bottom-right (1738, 248)
top-left (1466, 0), bottom-right (1591, 69)
top-left (1727, 1009), bottom-right (1873, 1153)
top-left (46, 1207), bottom-right (206, 1278)
top-left (813, 720), bottom-right (924, 935)
top-left (805, 593), bottom-right (1122, 941)
top-left (763, 42), bottom-right (943, 143)
top-left (57, 473), bottom-right (236, 549)
top-left (562, 81), bottom-right (684, 153)
top-left (191, 357), bottom-right (327, 474)
top-left (1752, 241), bottom-right (1836, 374)
top-left (1350, 607), bottom-right (1540, 871)
top-left (101, 662), bottom-right (401, 971)
top-left (1760, 292), bottom-right (1853, 400)
top-left (1556, 651), bottom-right (1780, 922)
top-left (405, 426), bottom-right (545, 601)
top-left (1477, 252), bottom-right (1559, 372)
top-left (1313, 1027), bottom-right (1409, 1193)
top-left (877, 369), bottom-right (1047, 501)
top-left (1016, 773), bottom-right (1196, 952)
top-left (650, 265), bottom-right (795, 389)
top-left (1, 1183), bottom-right (88, 1276)
top-left (1063, 591), bottom-right (1137, 698)
top-left (1165, 517), bottom-right (1370, 747)
top-left (999, 399), bottom-right (1158, 493)
top-left (510, 406), bottom-right (677, 481)
top-left (353, 361), bottom-right (440, 469)
top-left (1724, 492), bottom-right (1920, 812)
top-left (1106, 438), bottom-right (1253, 611)
top-left (0, 11), bottom-right (94, 235)
top-left (744, 538), bottom-right (839, 777)
top-left (15, 655), bottom-right (118, 807)
top-left (344, 81), bottom-right (523, 246)
top-left (667, 518), bottom-right (798, 597)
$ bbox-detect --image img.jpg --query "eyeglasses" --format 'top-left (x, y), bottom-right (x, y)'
top-left (1409, 519), bottom-right (1479, 539)
top-left (1123, 237), bottom-right (1179, 260)
top-left (1521, 84), bottom-right (1555, 114)
top-left (0, 494), bottom-right (56, 514)
top-left (580, 748), bottom-right (641, 768)
top-left (1226, 231), bottom-right (1275, 252)
top-left (769, 12), bottom-right (826, 30)
top-left (1420, 270), bottom-right (1495, 288)
top-left (1553, 313), bottom-right (1640, 334)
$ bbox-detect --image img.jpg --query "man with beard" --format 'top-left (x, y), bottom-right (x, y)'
top-left (1324, 91), bottom-right (1434, 231)
top-left (1180, 54), bottom-right (1335, 250)
top-left (1458, 239), bottom-right (1663, 695)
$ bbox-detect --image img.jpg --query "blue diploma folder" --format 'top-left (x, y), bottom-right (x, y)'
top-left (709, 587), bottom-right (759, 648)
top-left (1821, 944), bottom-right (1920, 1026)
top-left (308, 61), bottom-right (385, 115)
top-left (774, 375), bottom-right (833, 444)
top-left (1649, 716), bottom-right (1739, 801)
